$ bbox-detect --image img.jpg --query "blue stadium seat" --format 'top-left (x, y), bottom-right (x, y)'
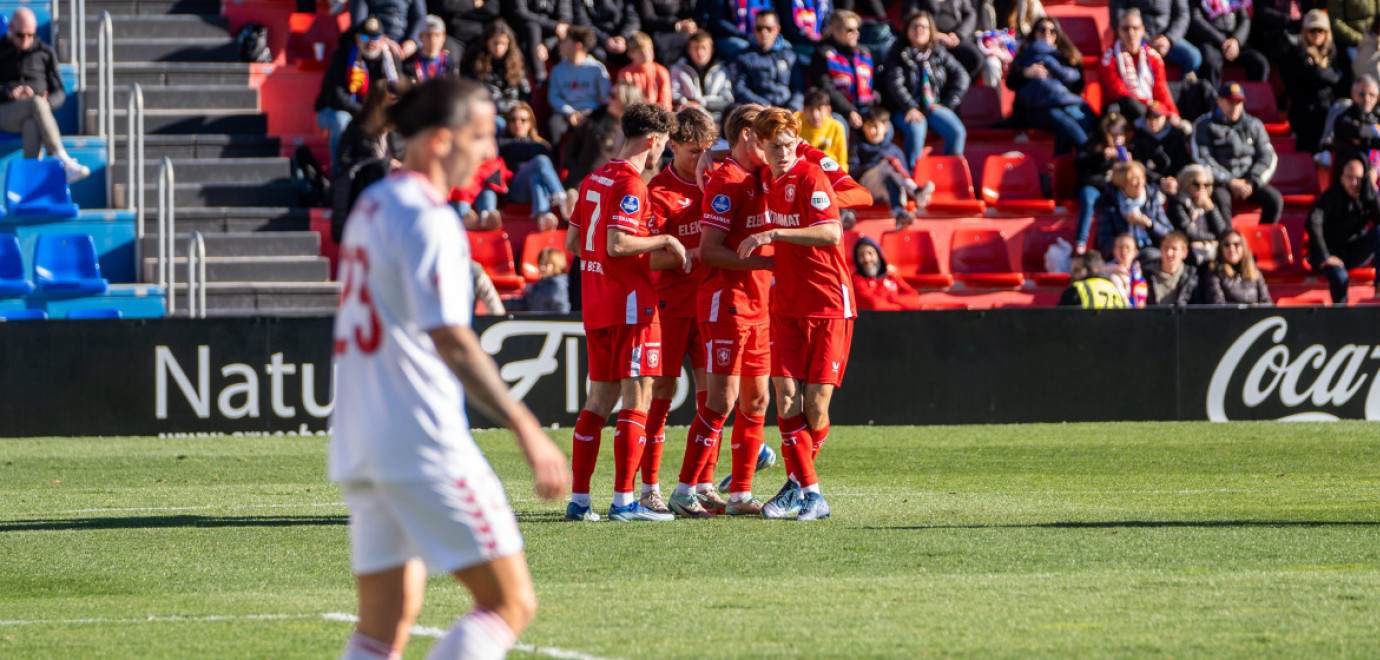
top-left (0, 15), bottom-right (10, 38)
top-left (34, 233), bottom-right (108, 294)
top-left (6, 158), bottom-right (78, 219)
top-left (0, 308), bottom-right (46, 320)
top-left (0, 234), bottom-right (33, 296)
top-left (67, 308), bottom-right (122, 319)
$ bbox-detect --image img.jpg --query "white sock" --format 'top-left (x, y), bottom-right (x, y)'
top-left (803, 484), bottom-right (821, 494)
top-left (673, 483), bottom-right (693, 496)
top-left (340, 632), bottom-right (399, 660)
top-left (641, 482), bottom-right (659, 495)
top-left (695, 483), bottom-right (714, 493)
top-left (571, 493), bottom-right (590, 507)
top-left (729, 491), bottom-right (752, 503)
top-left (55, 151), bottom-right (78, 167)
top-left (612, 491), bottom-right (635, 507)
top-left (424, 609), bottom-right (515, 660)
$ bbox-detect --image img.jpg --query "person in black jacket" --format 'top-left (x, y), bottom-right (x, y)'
top-left (882, 10), bottom-right (969, 167)
top-left (1188, 0), bottom-right (1268, 88)
top-left (1165, 163), bottom-right (1230, 264)
top-left (640, 0), bottom-right (699, 66)
top-left (1004, 17), bottom-right (1091, 155)
top-left (1073, 112), bottom-right (1130, 252)
top-left (1251, 0), bottom-right (1322, 63)
top-left (315, 17), bottom-right (401, 170)
top-left (1201, 228), bottom-right (1273, 305)
top-left (1144, 230), bottom-right (1201, 305)
top-left (1331, 75), bottom-right (1380, 165)
top-left (503, 0), bottom-right (572, 83)
top-left (1128, 104), bottom-right (1190, 187)
top-left (426, 0), bottom-right (499, 52)
top-left (1285, 10), bottom-right (1345, 153)
top-left (460, 19), bottom-right (533, 125)
top-left (0, 9), bottom-right (88, 182)
top-left (696, 0), bottom-right (772, 61)
top-left (902, 0), bottom-right (984, 78)
top-left (576, 0), bottom-right (641, 67)
top-left (807, 10), bottom-right (879, 134)
top-left (1307, 155), bottom-right (1380, 303)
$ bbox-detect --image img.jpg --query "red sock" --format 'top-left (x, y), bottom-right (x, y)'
top-left (811, 422), bottom-right (830, 460)
top-left (729, 407), bottom-right (765, 493)
top-left (641, 397), bottom-right (672, 486)
top-left (570, 410), bottom-right (606, 495)
top-left (613, 409), bottom-right (649, 494)
top-left (698, 425), bottom-right (722, 485)
top-left (777, 414), bottom-right (817, 487)
top-left (678, 406), bottom-right (727, 485)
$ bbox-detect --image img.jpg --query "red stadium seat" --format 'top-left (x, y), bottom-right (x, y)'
top-left (914, 155), bottom-right (986, 215)
top-left (1349, 267), bottom-right (1377, 285)
top-left (520, 229), bottom-right (571, 282)
top-left (880, 229), bottom-right (955, 289)
top-left (959, 87), bottom-right (1015, 141)
top-left (1238, 81), bottom-right (1289, 134)
top-left (1242, 224), bottom-right (1307, 283)
top-left (951, 228), bottom-right (1026, 287)
top-left (1272, 152), bottom-right (1321, 208)
top-left (981, 153), bottom-right (1056, 214)
top-left (467, 229), bottom-right (526, 294)
top-left (1021, 223), bottom-right (1077, 286)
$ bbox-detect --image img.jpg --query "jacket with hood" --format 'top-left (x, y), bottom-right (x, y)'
top-left (808, 35), bottom-right (877, 116)
top-left (731, 36), bottom-right (802, 109)
top-left (1331, 101), bottom-right (1380, 162)
top-left (881, 42), bottom-right (969, 114)
top-left (1307, 158), bottom-right (1380, 266)
top-left (1005, 40), bottom-right (1085, 111)
top-left (1192, 107), bottom-right (1278, 187)
top-left (851, 237), bottom-right (923, 310)
top-left (670, 56), bottom-right (734, 117)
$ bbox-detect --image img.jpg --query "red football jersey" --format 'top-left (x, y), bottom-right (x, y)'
top-left (796, 141), bottom-right (871, 210)
top-left (648, 166), bottom-right (706, 319)
top-left (569, 160), bottom-right (659, 329)
top-left (763, 157), bottom-right (856, 319)
top-left (698, 157), bottom-right (772, 325)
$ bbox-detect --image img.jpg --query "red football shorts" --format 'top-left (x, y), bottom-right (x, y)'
top-left (659, 315), bottom-right (706, 377)
top-left (586, 322), bottom-right (662, 381)
top-left (770, 315), bottom-right (853, 386)
top-left (702, 319), bottom-right (770, 376)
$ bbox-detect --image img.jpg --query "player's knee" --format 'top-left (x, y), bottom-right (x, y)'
top-left (650, 377), bottom-right (676, 400)
top-left (742, 389), bottom-right (770, 415)
top-left (498, 585), bottom-right (538, 634)
top-left (804, 404), bottom-right (829, 429)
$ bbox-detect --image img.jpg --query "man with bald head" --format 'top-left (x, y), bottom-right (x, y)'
top-left (0, 8), bottom-right (88, 181)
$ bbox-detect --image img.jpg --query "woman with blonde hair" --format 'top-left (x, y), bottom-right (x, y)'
top-left (1201, 229), bottom-right (1273, 305)
top-left (500, 102), bottom-right (572, 223)
top-left (1287, 10), bottom-right (1345, 153)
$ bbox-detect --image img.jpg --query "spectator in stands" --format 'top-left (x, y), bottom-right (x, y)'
top-left (404, 15), bottom-right (461, 82)
top-left (454, 157), bottom-right (507, 231)
top-left (1251, 0), bottom-right (1315, 64)
top-left (1166, 163), bottom-right (1230, 265)
top-left (564, 81), bottom-right (644, 185)
top-left (1097, 160), bottom-right (1173, 262)
top-left (835, 0), bottom-right (894, 63)
top-left (331, 79), bottom-right (403, 241)
top-left (1104, 233), bottom-right (1149, 306)
top-left (1328, 0), bottom-right (1379, 62)
top-left (882, 10), bottom-right (970, 167)
top-left (547, 26), bottom-right (611, 147)
top-left (640, 0), bottom-right (699, 66)
top-left (1108, 0), bottom-right (1200, 79)
top-left (1074, 112), bottom-right (1131, 253)
top-left (731, 11), bottom-right (803, 111)
top-left (1307, 154), bottom-right (1380, 303)
top-left (808, 10), bottom-right (878, 135)
top-left (998, 0), bottom-right (1049, 41)
top-left (460, 19), bottom-right (531, 131)
top-left (797, 90), bottom-right (848, 170)
top-left (1189, 0), bottom-right (1267, 88)
top-left (0, 8), bottom-right (88, 182)
top-left (853, 237), bottom-right (925, 310)
top-left (1192, 81), bottom-right (1283, 224)
top-left (576, 0), bottom-right (641, 66)
top-left (1128, 103), bottom-right (1190, 188)
top-left (428, 0), bottom-right (498, 54)
top-left (1201, 229), bottom-right (1273, 305)
top-left (516, 246), bottom-right (572, 313)
top-left (1144, 230), bottom-right (1201, 305)
top-left (777, 0), bottom-right (831, 53)
top-left (851, 107), bottom-right (935, 227)
top-left (500, 102), bottom-right (572, 224)
top-left (1100, 9), bottom-right (1181, 124)
top-left (670, 31), bottom-right (734, 122)
top-left (315, 17), bottom-right (401, 170)
top-left (698, 0), bottom-right (772, 61)
top-left (1286, 11), bottom-right (1344, 155)
top-left (503, 0), bottom-right (572, 84)
top-left (616, 32), bottom-right (674, 110)
top-left (1059, 251), bottom-right (1130, 308)
top-left (901, 0), bottom-right (984, 79)
top-left (1005, 17), bottom-right (1092, 155)
top-left (351, 0), bottom-right (425, 58)
top-left (1331, 75), bottom-right (1380, 164)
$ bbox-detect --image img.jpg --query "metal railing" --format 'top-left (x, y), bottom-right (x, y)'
top-left (68, 0), bottom-right (86, 91)
top-left (186, 232), bottom-right (206, 318)
top-left (96, 11), bottom-right (113, 204)
top-left (128, 83), bottom-right (144, 273)
top-left (157, 158), bottom-right (175, 315)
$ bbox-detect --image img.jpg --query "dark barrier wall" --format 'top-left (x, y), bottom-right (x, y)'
top-left (2, 308), bottom-right (1378, 437)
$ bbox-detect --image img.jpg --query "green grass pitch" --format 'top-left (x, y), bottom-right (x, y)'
top-left (1, 422), bottom-right (1378, 659)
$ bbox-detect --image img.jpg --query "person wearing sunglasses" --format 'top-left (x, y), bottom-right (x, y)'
top-left (1165, 163), bottom-right (1230, 265)
top-left (1283, 10), bottom-right (1343, 154)
top-left (1202, 229), bottom-right (1273, 305)
top-left (807, 10), bottom-right (877, 135)
top-left (1099, 9), bottom-right (1182, 126)
top-left (315, 16), bottom-right (401, 171)
top-left (0, 8), bottom-right (89, 182)
top-left (730, 10), bottom-right (804, 111)
top-left (1006, 17), bottom-right (1092, 155)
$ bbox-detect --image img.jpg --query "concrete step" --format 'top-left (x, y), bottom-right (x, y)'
top-left (165, 281), bottom-right (341, 317)
top-left (140, 206), bottom-right (310, 232)
top-left (144, 255), bottom-right (332, 282)
top-left (113, 157), bottom-right (290, 185)
top-left (88, 85), bottom-right (259, 111)
top-left (81, 0), bottom-right (224, 15)
top-left (84, 37), bottom-right (238, 62)
top-left (89, 61), bottom-right (254, 86)
top-left (88, 108), bottom-right (266, 134)
top-left (139, 181), bottom-right (300, 207)
top-left (82, 14), bottom-right (229, 39)
top-left (132, 134), bottom-right (281, 159)
top-left (139, 231), bottom-right (320, 257)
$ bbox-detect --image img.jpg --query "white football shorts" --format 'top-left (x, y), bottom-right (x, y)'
top-left (340, 468), bottom-right (524, 576)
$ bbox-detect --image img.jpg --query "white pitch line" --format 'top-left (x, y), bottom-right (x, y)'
top-left (4, 502), bottom-right (348, 517)
top-left (324, 612), bottom-right (622, 660)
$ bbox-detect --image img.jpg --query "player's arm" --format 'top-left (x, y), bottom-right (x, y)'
top-left (565, 222), bottom-right (580, 253)
top-left (429, 325), bottom-right (569, 501)
top-left (701, 225), bottom-right (772, 270)
top-left (736, 222), bottom-right (842, 258)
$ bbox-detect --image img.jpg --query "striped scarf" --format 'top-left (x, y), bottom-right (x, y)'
top-left (825, 47), bottom-right (875, 106)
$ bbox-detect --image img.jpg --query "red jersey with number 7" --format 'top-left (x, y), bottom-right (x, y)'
top-left (569, 159), bottom-right (660, 329)
top-left (699, 157), bottom-right (772, 325)
top-left (763, 157), bottom-right (856, 319)
top-left (648, 165), bottom-right (705, 319)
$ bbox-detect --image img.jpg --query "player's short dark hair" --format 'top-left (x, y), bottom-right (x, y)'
top-left (862, 106), bottom-right (890, 125)
top-left (671, 107), bottom-right (718, 146)
top-left (723, 103), bottom-right (764, 148)
top-left (388, 77), bottom-right (490, 140)
top-left (621, 102), bottom-right (675, 141)
top-left (566, 25), bottom-right (596, 53)
top-left (804, 89), bottom-right (831, 110)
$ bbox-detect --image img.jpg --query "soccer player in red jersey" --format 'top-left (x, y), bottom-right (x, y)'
top-left (563, 103), bottom-right (687, 522)
top-left (667, 103), bottom-right (775, 518)
top-left (738, 107), bottom-right (856, 521)
top-left (638, 107), bottom-right (719, 514)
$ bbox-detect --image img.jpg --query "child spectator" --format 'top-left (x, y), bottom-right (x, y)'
top-left (547, 25), bottom-right (611, 146)
top-left (460, 19), bottom-right (532, 127)
top-left (517, 246), bottom-right (572, 313)
top-left (669, 31), bottom-right (734, 122)
top-left (1144, 231), bottom-right (1201, 306)
top-left (616, 32), bottom-right (675, 110)
top-left (852, 237), bottom-right (924, 310)
top-left (403, 15), bottom-right (461, 82)
top-left (851, 107), bottom-right (934, 227)
top-left (1103, 232), bottom-right (1149, 307)
top-left (797, 89), bottom-right (848, 171)
top-left (500, 102), bottom-right (572, 224)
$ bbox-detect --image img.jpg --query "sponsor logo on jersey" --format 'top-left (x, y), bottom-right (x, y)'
top-left (768, 211), bottom-right (801, 227)
top-left (810, 191), bottom-right (830, 211)
top-left (677, 223), bottom-right (700, 237)
top-left (712, 194), bottom-right (731, 213)
top-left (591, 175), bottom-right (615, 186)
top-left (676, 198), bottom-right (693, 207)
top-left (621, 195), bottom-right (640, 214)
top-left (746, 213), bottom-right (769, 229)
top-left (820, 157), bottom-right (840, 172)
top-left (785, 184), bottom-right (797, 203)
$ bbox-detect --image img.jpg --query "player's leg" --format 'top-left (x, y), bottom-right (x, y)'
top-left (641, 375), bottom-right (676, 512)
top-left (610, 373), bottom-right (672, 520)
top-left (725, 372), bottom-right (771, 515)
top-left (424, 553), bottom-right (537, 660)
top-left (671, 366), bottom-right (734, 517)
top-left (764, 375), bottom-right (813, 519)
top-left (343, 561), bottom-right (426, 660)
top-left (803, 383), bottom-right (834, 459)
top-left (567, 378), bottom-right (619, 521)
top-left (686, 366), bottom-right (726, 511)
top-left (794, 318), bottom-right (849, 521)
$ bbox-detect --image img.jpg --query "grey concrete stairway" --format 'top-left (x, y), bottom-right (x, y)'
top-left (64, 0), bottom-right (339, 317)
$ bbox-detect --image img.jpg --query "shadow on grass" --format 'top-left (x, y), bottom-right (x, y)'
top-left (0, 515), bottom-right (347, 532)
top-left (863, 520), bottom-right (1380, 531)
top-left (516, 511), bottom-right (575, 523)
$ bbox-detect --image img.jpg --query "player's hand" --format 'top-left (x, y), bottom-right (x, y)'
top-left (516, 424), bottom-right (568, 501)
top-left (686, 246), bottom-right (702, 266)
top-left (737, 230), bottom-right (774, 259)
top-left (664, 236), bottom-right (689, 270)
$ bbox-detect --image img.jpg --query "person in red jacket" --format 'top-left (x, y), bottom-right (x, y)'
top-left (1099, 9), bottom-right (1182, 127)
top-left (851, 237), bottom-right (923, 311)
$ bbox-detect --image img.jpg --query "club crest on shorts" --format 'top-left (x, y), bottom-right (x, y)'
top-left (820, 157), bottom-right (840, 172)
top-left (647, 348), bottom-right (660, 369)
top-left (716, 347), bottom-right (731, 366)
top-left (620, 195), bottom-right (640, 214)
top-left (712, 194), bottom-right (731, 213)
top-left (810, 191), bottom-right (830, 211)
top-left (785, 184), bottom-right (797, 203)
